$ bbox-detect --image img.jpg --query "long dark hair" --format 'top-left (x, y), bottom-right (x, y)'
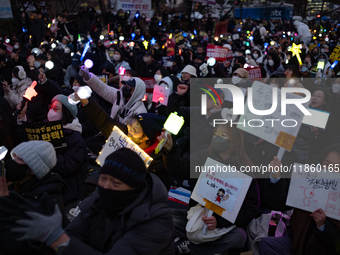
top-left (61, 105), bottom-right (75, 125)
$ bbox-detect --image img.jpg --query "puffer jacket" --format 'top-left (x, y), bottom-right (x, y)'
top-left (4, 77), bottom-right (32, 109)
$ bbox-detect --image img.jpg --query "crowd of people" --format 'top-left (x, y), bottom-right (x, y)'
top-left (0, 4), bottom-right (339, 255)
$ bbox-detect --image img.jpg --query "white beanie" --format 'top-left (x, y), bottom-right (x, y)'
top-left (11, 141), bottom-right (57, 180)
top-left (181, 65), bottom-right (197, 77)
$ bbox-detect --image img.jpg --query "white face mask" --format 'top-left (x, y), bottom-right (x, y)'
top-left (122, 75), bottom-right (131, 81)
top-left (321, 49), bottom-right (325, 53)
top-left (143, 56), bottom-right (151, 63)
top-left (14, 44), bottom-right (19, 49)
top-left (332, 83), bottom-right (340, 94)
top-left (167, 61), bottom-right (174, 67)
top-left (232, 76), bottom-right (242, 85)
top-left (47, 109), bottom-right (63, 122)
top-left (253, 54), bottom-right (259, 59)
top-left (154, 74), bottom-right (162, 83)
top-left (268, 60), bottom-right (274, 66)
top-left (73, 85), bottom-right (80, 92)
top-left (12, 77), bottom-right (20, 85)
top-left (34, 61), bottom-right (41, 68)
top-left (113, 55), bottom-right (121, 61)
top-left (64, 48), bottom-right (71, 54)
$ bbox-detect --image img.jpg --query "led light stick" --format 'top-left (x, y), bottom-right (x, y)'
top-left (289, 43), bottom-right (302, 65)
top-left (68, 85), bottom-right (92, 105)
top-left (0, 146), bottom-right (8, 177)
top-left (80, 41), bottom-right (91, 61)
top-left (84, 59), bottom-right (94, 69)
top-left (331, 60), bottom-right (338, 69)
top-left (45, 61), bottom-right (54, 70)
top-left (207, 57), bottom-right (216, 66)
top-left (155, 112), bottom-right (185, 154)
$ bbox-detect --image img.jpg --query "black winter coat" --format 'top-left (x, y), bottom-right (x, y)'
top-left (64, 174), bottom-right (175, 255)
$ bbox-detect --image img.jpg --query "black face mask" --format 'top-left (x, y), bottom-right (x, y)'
top-left (5, 159), bottom-right (29, 182)
top-left (97, 185), bottom-right (140, 218)
top-left (122, 86), bottom-right (132, 99)
top-left (212, 136), bottom-right (231, 153)
top-left (193, 62), bottom-right (201, 69)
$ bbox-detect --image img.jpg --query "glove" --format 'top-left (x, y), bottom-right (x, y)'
top-left (199, 63), bottom-right (209, 76)
top-left (79, 65), bottom-right (91, 81)
top-left (11, 204), bottom-right (64, 246)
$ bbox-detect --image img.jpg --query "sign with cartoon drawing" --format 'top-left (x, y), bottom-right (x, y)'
top-left (191, 157), bottom-right (253, 223)
top-left (286, 163), bottom-right (340, 221)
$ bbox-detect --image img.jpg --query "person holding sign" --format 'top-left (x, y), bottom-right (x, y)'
top-left (0, 148), bottom-right (175, 255)
top-left (259, 143), bottom-right (340, 255)
top-left (172, 124), bottom-right (259, 255)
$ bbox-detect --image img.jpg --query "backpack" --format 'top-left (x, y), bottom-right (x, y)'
top-left (253, 27), bottom-right (262, 45)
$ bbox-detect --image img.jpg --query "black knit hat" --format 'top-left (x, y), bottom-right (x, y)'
top-left (101, 148), bottom-right (147, 189)
top-left (137, 113), bottom-right (166, 140)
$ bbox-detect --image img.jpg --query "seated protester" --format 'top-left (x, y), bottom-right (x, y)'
top-left (76, 95), bottom-right (173, 190)
top-left (252, 49), bottom-right (263, 65)
top-left (111, 48), bottom-right (131, 74)
top-left (3, 66), bottom-right (32, 109)
top-left (263, 53), bottom-right (285, 77)
top-left (17, 94), bottom-right (88, 205)
top-left (100, 61), bottom-right (119, 89)
top-left (172, 124), bottom-right (259, 255)
top-left (166, 55), bottom-right (181, 76)
top-left (266, 73), bottom-right (287, 88)
top-left (60, 44), bottom-right (73, 68)
top-left (259, 144), bottom-right (340, 255)
top-left (154, 67), bottom-right (170, 84)
top-left (35, 54), bottom-right (48, 69)
top-left (46, 51), bottom-right (64, 86)
top-left (136, 51), bottom-right (161, 78)
top-left (64, 54), bottom-right (81, 88)
top-left (2, 148), bottom-right (175, 255)
top-left (232, 56), bottom-right (246, 74)
top-left (192, 56), bottom-right (205, 77)
top-left (0, 141), bottom-right (67, 255)
top-left (0, 54), bottom-right (14, 86)
top-left (283, 65), bottom-right (305, 88)
top-left (178, 65), bottom-right (197, 107)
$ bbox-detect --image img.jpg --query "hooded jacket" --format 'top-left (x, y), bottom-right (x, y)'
top-left (84, 74), bottom-right (147, 124)
top-left (4, 77), bottom-right (32, 109)
top-left (294, 21), bottom-right (312, 41)
top-left (63, 174), bottom-right (175, 255)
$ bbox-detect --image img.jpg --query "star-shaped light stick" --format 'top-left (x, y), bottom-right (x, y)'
top-left (289, 43), bottom-right (302, 65)
top-left (150, 37), bottom-right (156, 45)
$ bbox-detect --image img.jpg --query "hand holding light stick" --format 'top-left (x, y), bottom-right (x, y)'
top-left (68, 86), bottom-right (92, 105)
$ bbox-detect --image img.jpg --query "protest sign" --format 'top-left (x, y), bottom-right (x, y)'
top-left (96, 126), bottom-right (153, 168)
top-left (152, 84), bottom-right (170, 106)
top-left (191, 157), bottom-right (253, 223)
top-left (206, 44), bottom-right (230, 62)
top-left (245, 67), bottom-right (262, 81)
top-left (214, 20), bottom-right (229, 36)
top-left (330, 43), bottom-right (340, 62)
top-left (302, 108), bottom-right (330, 130)
top-left (97, 74), bottom-right (107, 84)
top-left (286, 163), bottom-right (340, 221)
top-left (23, 121), bottom-right (66, 149)
top-left (103, 40), bottom-right (111, 48)
top-left (140, 77), bottom-right (156, 93)
top-left (3, 42), bottom-right (13, 53)
top-left (237, 81), bottom-right (309, 151)
top-left (50, 23), bottom-right (59, 33)
top-left (175, 32), bottom-right (185, 45)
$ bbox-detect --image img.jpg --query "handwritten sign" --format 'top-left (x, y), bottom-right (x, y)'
top-left (23, 121), bottom-right (66, 149)
top-left (139, 77), bottom-right (156, 93)
top-left (152, 85), bottom-right (170, 105)
top-left (245, 67), bottom-right (262, 81)
top-left (236, 81), bottom-right (309, 151)
top-left (96, 126), bottom-right (153, 168)
top-left (175, 32), bottom-right (185, 45)
top-left (286, 163), bottom-right (340, 221)
top-left (206, 44), bottom-right (230, 62)
top-left (214, 20), bottom-right (229, 36)
top-left (191, 157), bottom-right (253, 223)
top-left (330, 43), bottom-right (340, 62)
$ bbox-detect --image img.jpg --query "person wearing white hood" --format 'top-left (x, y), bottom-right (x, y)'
top-left (79, 65), bottom-right (147, 124)
top-left (150, 76), bottom-right (175, 116)
top-left (3, 66), bottom-right (32, 110)
top-left (293, 20), bottom-right (312, 46)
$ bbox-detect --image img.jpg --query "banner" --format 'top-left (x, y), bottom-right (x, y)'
top-left (140, 77), bottom-right (156, 93)
top-left (235, 6), bottom-right (293, 20)
top-left (96, 126), bottom-right (153, 167)
top-left (214, 20), bottom-right (229, 36)
top-left (23, 121), bottom-right (67, 149)
top-left (245, 67), bottom-right (262, 81)
top-left (329, 43), bottom-right (340, 62)
top-left (113, 0), bottom-right (153, 18)
top-left (286, 163), bottom-right (340, 221)
top-left (206, 44), bottom-right (230, 62)
top-left (0, 0), bottom-right (13, 19)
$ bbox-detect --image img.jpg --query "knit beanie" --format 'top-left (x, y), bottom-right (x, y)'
top-left (101, 148), bottom-right (147, 189)
top-left (137, 113), bottom-right (166, 140)
top-left (11, 141), bottom-right (57, 180)
top-left (52, 94), bottom-right (78, 118)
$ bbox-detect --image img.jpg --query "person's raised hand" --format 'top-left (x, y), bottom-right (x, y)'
top-left (177, 84), bottom-right (189, 95)
top-left (79, 65), bottom-right (90, 81)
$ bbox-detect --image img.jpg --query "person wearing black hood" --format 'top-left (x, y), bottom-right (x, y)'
top-left (311, 47), bottom-right (320, 65)
top-left (135, 51), bottom-right (161, 78)
top-left (2, 148), bottom-right (175, 255)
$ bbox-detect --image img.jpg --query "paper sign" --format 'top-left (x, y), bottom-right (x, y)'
top-left (237, 81), bottom-right (309, 151)
top-left (191, 157), bottom-right (253, 223)
top-left (206, 44), bottom-right (229, 62)
top-left (175, 32), bottom-right (185, 45)
top-left (152, 84), bottom-right (170, 106)
top-left (330, 43), bottom-right (340, 62)
top-left (96, 126), bottom-right (153, 168)
top-left (139, 77), bottom-right (156, 93)
top-left (245, 67), bottom-right (262, 81)
top-left (50, 23), bottom-right (59, 33)
top-left (214, 20), bottom-right (229, 36)
top-left (23, 121), bottom-right (66, 149)
top-left (302, 108), bottom-right (330, 129)
top-left (232, 34), bottom-right (240, 40)
top-left (3, 42), bottom-right (12, 53)
top-left (286, 163), bottom-right (340, 221)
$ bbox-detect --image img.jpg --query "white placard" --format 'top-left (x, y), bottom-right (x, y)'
top-left (191, 157), bottom-right (253, 223)
top-left (286, 163), bottom-right (340, 221)
top-left (302, 108), bottom-right (330, 130)
top-left (96, 126), bottom-right (153, 168)
top-left (237, 81), bottom-right (309, 151)
top-left (152, 84), bottom-right (170, 106)
top-left (0, 0), bottom-right (13, 19)
top-left (232, 34), bottom-right (240, 40)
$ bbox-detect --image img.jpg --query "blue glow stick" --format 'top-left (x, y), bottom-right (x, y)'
top-left (169, 189), bottom-right (191, 198)
top-left (80, 41), bottom-right (90, 61)
top-left (331, 60), bottom-right (338, 69)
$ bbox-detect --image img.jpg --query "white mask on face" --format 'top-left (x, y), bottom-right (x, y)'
top-left (253, 53), bottom-right (259, 59)
top-left (64, 48), bottom-right (71, 54)
top-left (321, 49), bottom-right (325, 53)
top-left (122, 75), bottom-right (131, 81)
top-left (14, 44), bottom-right (19, 49)
top-left (34, 61), bottom-right (41, 68)
top-left (73, 85), bottom-right (80, 92)
top-left (232, 76), bottom-right (242, 85)
top-left (113, 55), bottom-right (121, 61)
top-left (154, 74), bottom-right (162, 83)
top-left (268, 60), bottom-right (274, 66)
top-left (47, 109), bottom-right (62, 121)
top-left (12, 77), bottom-right (20, 85)
top-left (167, 61), bottom-right (174, 67)
top-left (143, 56), bottom-right (151, 63)
top-left (332, 83), bottom-right (340, 94)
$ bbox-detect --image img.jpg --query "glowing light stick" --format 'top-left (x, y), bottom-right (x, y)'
top-left (84, 59), bottom-right (93, 69)
top-left (119, 66), bottom-right (126, 75)
top-left (289, 43), bottom-right (302, 65)
top-left (99, 35), bottom-right (104, 40)
top-left (155, 112), bottom-right (185, 154)
top-left (317, 61), bottom-right (325, 70)
top-left (80, 41), bottom-right (91, 61)
top-left (141, 36), bottom-right (145, 41)
top-left (45, 61), bottom-right (54, 70)
top-left (150, 38), bottom-right (156, 45)
top-left (0, 146), bottom-right (8, 177)
top-left (142, 94), bottom-right (147, 101)
top-left (143, 40), bottom-right (148, 49)
top-left (131, 33), bottom-right (136, 40)
top-left (119, 36), bottom-right (124, 41)
top-left (68, 86), bottom-right (92, 105)
top-left (207, 57), bottom-right (216, 67)
top-left (23, 81), bottom-right (38, 100)
top-left (331, 60), bottom-right (338, 69)
top-left (0, 146), bottom-right (8, 161)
